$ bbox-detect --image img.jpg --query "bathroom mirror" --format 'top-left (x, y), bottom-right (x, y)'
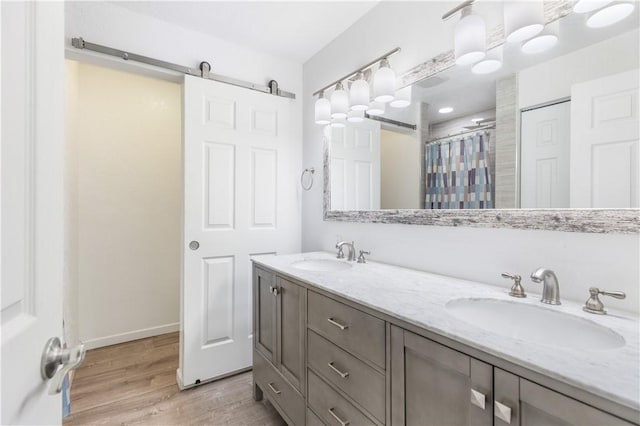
top-left (323, 4), bottom-right (639, 233)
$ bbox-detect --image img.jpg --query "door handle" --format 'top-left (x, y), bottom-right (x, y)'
top-left (327, 318), bottom-right (348, 330)
top-left (189, 240), bottom-right (200, 250)
top-left (328, 407), bottom-right (349, 426)
top-left (495, 401), bottom-right (512, 424)
top-left (470, 388), bottom-right (486, 410)
top-left (41, 337), bottom-right (86, 395)
top-left (327, 362), bottom-right (349, 378)
top-left (267, 382), bottom-right (281, 395)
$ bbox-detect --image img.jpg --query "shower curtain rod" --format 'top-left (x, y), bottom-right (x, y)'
top-left (71, 37), bottom-right (296, 99)
top-left (425, 125), bottom-right (495, 144)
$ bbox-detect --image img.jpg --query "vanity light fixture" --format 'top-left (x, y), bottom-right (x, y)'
top-left (349, 72), bottom-right (370, 111)
top-left (367, 101), bottom-right (386, 115)
top-left (373, 58), bottom-right (396, 103)
top-left (390, 86), bottom-right (412, 108)
top-left (586, 2), bottom-right (635, 28)
top-left (504, 1), bottom-right (545, 43)
top-left (330, 82), bottom-right (349, 119)
top-left (438, 107), bottom-right (454, 114)
top-left (454, 5), bottom-right (487, 66)
top-left (471, 46), bottom-right (503, 75)
top-left (347, 110), bottom-right (365, 123)
top-left (314, 91), bottom-right (331, 125)
top-left (573, 0), bottom-right (613, 13)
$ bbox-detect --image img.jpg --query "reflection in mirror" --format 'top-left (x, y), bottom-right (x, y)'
top-left (326, 6), bottom-right (639, 212)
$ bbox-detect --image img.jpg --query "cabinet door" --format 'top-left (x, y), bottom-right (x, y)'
top-left (254, 267), bottom-right (277, 363)
top-left (494, 369), bottom-right (634, 426)
top-left (276, 277), bottom-right (306, 393)
top-left (391, 326), bottom-right (493, 426)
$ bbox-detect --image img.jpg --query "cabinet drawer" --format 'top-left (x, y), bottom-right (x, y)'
top-left (253, 350), bottom-right (304, 426)
top-left (308, 330), bottom-right (385, 423)
top-left (308, 369), bottom-right (376, 426)
top-left (308, 291), bottom-right (385, 369)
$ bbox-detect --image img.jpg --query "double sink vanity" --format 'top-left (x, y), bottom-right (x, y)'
top-left (251, 251), bottom-right (639, 426)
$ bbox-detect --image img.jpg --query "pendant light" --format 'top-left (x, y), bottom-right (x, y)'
top-left (573, 0), bottom-right (613, 13)
top-left (472, 47), bottom-right (503, 75)
top-left (586, 3), bottom-right (635, 28)
top-left (454, 6), bottom-right (486, 66)
top-left (314, 91), bottom-right (331, 125)
top-left (521, 21), bottom-right (559, 55)
top-left (367, 101), bottom-right (385, 116)
top-left (330, 82), bottom-right (349, 119)
top-left (330, 117), bottom-right (346, 128)
top-left (349, 72), bottom-right (370, 111)
top-left (390, 86), bottom-right (412, 108)
top-left (504, 1), bottom-right (545, 43)
top-left (373, 58), bottom-right (396, 103)
top-left (347, 110), bottom-right (365, 123)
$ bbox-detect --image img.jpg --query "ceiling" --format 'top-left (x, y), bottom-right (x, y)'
top-left (113, 1), bottom-right (379, 63)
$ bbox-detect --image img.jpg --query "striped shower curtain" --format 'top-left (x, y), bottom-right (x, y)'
top-left (425, 132), bottom-right (493, 209)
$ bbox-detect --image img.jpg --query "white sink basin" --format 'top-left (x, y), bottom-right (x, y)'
top-left (290, 259), bottom-right (352, 272)
top-left (446, 298), bottom-right (625, 350)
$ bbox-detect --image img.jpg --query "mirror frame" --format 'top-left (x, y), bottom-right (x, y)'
top-left (322, 1), bottom-right (640, 234)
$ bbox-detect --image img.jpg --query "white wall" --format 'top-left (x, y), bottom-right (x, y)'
top-left (380, 129), bottom-right (421, 209)
top-left (519, 29), bottom-right (639, 109)
top-left (67, 62), bottom-right (182, 349)
top-left (302, 2), bottom-right (639, 313)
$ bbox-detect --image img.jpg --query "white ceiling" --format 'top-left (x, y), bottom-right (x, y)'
top-left (113, 1), bottom-right (379, 63)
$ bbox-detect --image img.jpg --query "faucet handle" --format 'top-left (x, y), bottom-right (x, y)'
top-left (501, 273), bottom-right (526, 298)
top-left (583, 287), bottom-right (626, 315)
top-left (357, 250), bottom-right (370, 264)
top-left (336, 245), bottom-right (345, 259)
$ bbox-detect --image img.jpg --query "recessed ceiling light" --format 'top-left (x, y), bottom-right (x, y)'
top-left (471, 59), bottom-right (502, 75)
top-left (439, 107), bottom-right (454, 114)
top-left (587, 3), bottom-right (635, 28)
top-left (522, 34), bottom-right (558, 54)
top-left (573, 0), bottom-right (613, 14)
top-left (471, 118), bottom-right (483, 123)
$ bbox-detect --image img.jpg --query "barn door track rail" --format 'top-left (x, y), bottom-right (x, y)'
top-left (71, 37), bottom-right (295, 99)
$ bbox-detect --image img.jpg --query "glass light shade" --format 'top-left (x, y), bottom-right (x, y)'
top-left (472, 59), bottom-right (502, 74)
top-left (574, 0), bottom-right (613, 13)
top-left (522, 34), bottom-right (558, 54)
top-left (349, 77), bottom-right (370, 111)
top-left (330, 83), bottom-right (349, 119)
top-left (373, 61), bottom-right (396, 103)
top-left (587, 3), bottom-right (634, 28)
top-left (330, 117), bottom-right (346, 128)
top-left (504, 1), bottom-right (545, 43)
top-left (367, 101), bottom-right (385, 115)
top-left (347, 110), bottom-right (365, 123)
top-left (390, 86), bottom-right (412, 108)
top-left (454, 12), bottom-right (486, 66)
top-left (314, 96), bottom-right (331, 125)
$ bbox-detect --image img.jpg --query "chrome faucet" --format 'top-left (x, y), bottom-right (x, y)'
top-left (336, 241), bottom-right (356, 261)
top-left (530, 268), bottom-right (561, 305)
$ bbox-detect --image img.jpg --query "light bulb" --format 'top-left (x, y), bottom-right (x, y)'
top-left (454, 7), bottom-right (486, 66)
top-left (390, 86), bottom-right (412, 108)
top-left (504, 1), bottom-right (545, 43)
top-left (314, 93), bottom-right (331, 125)
top-left (349, 73), bottom-right (370, 111)
top-left (373, 58), bottom-right (396, 103)
top-left (330, 82), bottom-right (349, 119)
top-left (586, 3), bottom-right (635, 28)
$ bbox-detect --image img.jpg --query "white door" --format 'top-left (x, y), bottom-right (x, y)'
top-left (570, 69), bottom-right (639, 207)
top-left (520, 101), bottom-right (570, 208)
top-left (180, 75), bottom-right (300, 387)
top-left (1, 2), bottom-right (66, 424)
top-left (329, 120), bottom-right (381, 210)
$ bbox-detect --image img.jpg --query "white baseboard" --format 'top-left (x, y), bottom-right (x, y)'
top-left (82, 322), bottom-right (180, 350)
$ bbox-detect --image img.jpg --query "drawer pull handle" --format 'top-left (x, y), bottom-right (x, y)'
top-left (327, 362), bottom-right (349, 378)
top-left (328, 407), bottom-right (349, 426)
top-left (470, 388), bottom-right (486, 410)
top-left (267, 382), bottom-right (281, 395)
top-left (494, 401), bottom-right (512, 424)
top-left (327, 318), bottom-right (348, 330)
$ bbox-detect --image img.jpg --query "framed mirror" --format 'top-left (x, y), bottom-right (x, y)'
top-left (322, 2), bottom-right (639, 233)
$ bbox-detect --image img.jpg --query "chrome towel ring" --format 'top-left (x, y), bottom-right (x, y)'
top-left (301, 167), bottom-right (315, 191)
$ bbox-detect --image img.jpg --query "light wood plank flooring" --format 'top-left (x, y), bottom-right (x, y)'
top-left (64, 332), bottom-right (286, 425)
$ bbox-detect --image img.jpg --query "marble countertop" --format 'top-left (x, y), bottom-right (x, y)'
top-left (252, 252), bottom-right (640, 412)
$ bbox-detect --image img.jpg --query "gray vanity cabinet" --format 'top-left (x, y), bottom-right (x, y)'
top-left (494, 369), bottom-right (634, 426)
top-left (390, 326), bottom-right (493, 426)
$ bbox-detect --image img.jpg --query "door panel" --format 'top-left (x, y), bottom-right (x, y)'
top-left (276, 277), bottom-right (306, 392)
top-left (181, 75), bottom-right (299, 386)
top-left (254, 268), bottom-right (276, 363)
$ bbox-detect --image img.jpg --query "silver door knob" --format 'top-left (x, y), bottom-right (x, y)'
top-left (189, 241), bottom-right (200, 250)
top-left (41, 337), bottom-right (86, 395)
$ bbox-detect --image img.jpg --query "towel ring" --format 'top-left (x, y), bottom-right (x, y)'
top-left (301, 167), bottom-right (315, 191)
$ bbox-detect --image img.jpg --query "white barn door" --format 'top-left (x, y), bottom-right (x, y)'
top-left (570, 69), bottom-right (639, 207)
top-left (1, 2), bottom-right (66, 424)
top-left (330, 120), bottom-right (381, 210)
top-left (180, 75), bottom-right (299, 387)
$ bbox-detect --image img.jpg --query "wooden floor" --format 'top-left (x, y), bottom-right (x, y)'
top-left (64, 332), bottom-right (286, 425)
